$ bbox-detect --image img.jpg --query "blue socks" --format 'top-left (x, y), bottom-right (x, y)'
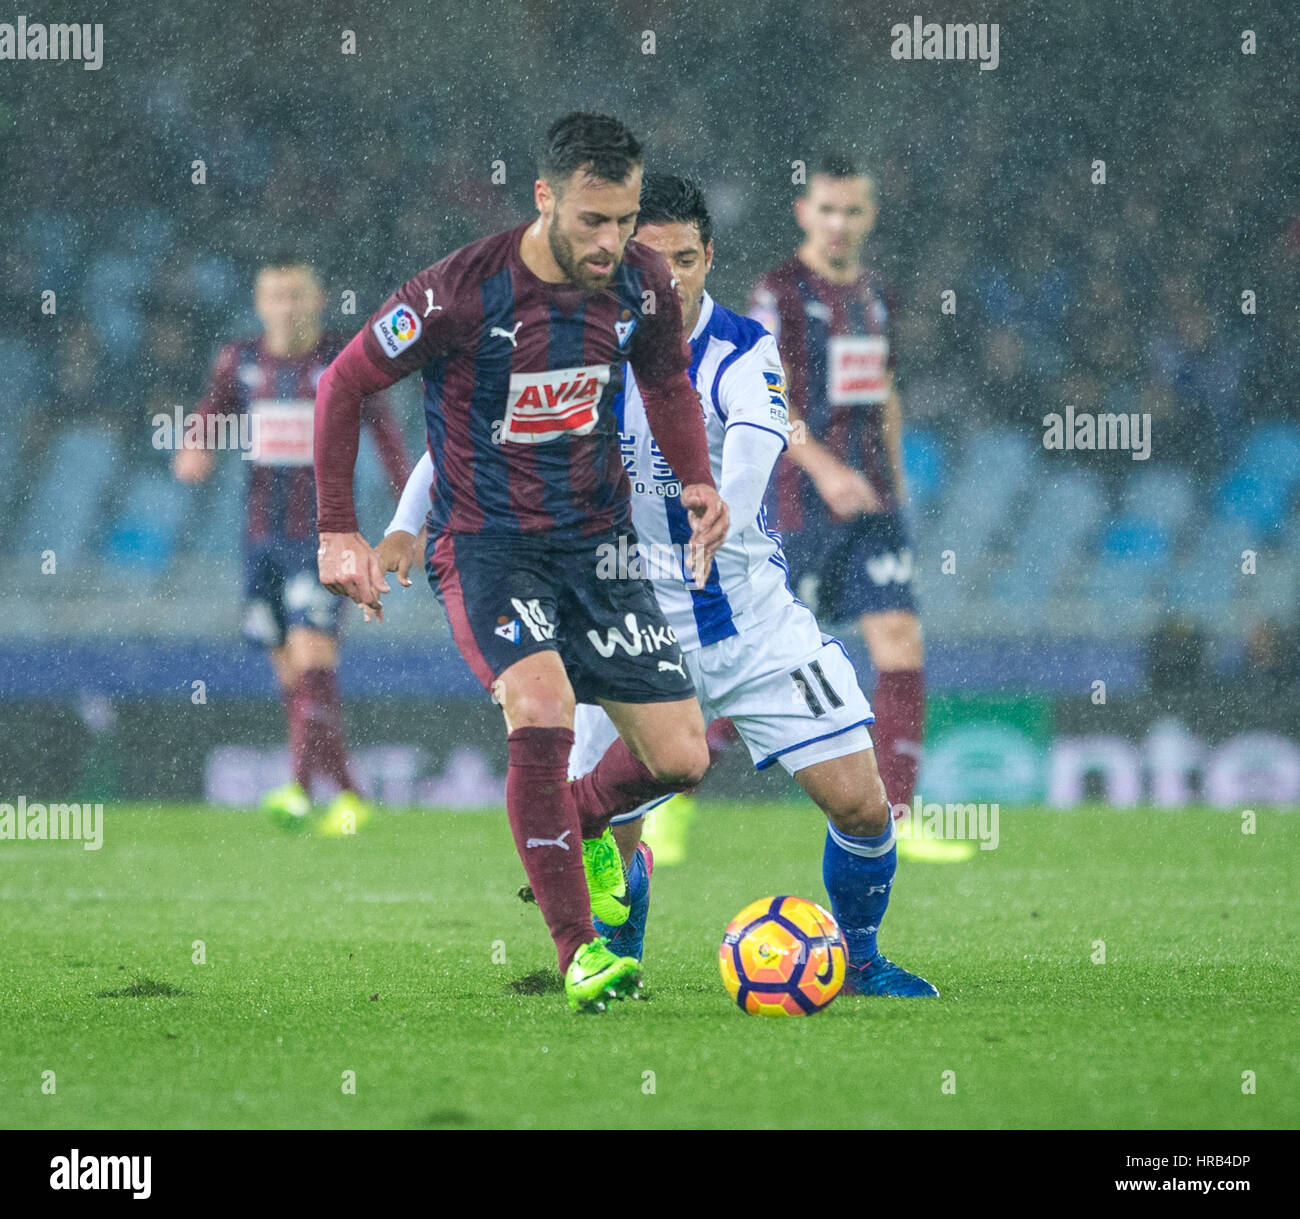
top-left (822, 820), bottom-right (897, 964)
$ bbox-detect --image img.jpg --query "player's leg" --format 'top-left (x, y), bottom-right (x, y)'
top-left (793, 748), bottom-right (935, 996)
top-left (567, 703), bottom-right (660, 959)
top-left (850, 512), bottom-right (926, 819)
top-left (860, 607), bottom-right (925, 811)
top-left (428, 532), bottom-right (637, 1007)
top-left (277, 549), bottom-right (368, 834)
top-left (708, 598), bottom-right (936, 997)
top-left (562, 540), bottom-right (709, 840)
top-left (242, 547), bottom-right (311, 827)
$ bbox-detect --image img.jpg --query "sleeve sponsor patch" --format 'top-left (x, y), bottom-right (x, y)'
top-left (763, 370), bottom-right (790, 425)
top-left (372, 303), bottom-right (423, 358)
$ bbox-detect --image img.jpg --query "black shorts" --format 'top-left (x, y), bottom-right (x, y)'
top-left (426, 529), bottom-right (695, 705)
top-left (787, 510), bottom-right (919, 622)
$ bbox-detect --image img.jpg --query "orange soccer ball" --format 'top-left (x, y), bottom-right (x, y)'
top-left (718, 896), bottom-right (847, 1016)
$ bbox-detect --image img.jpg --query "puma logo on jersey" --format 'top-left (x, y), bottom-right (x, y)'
top-left (423, 289), bottom-right (442, 317)
top-left (525, 829), bottom-right (572, 851)
top-left (657, 657), bottom-right (687, 679)
top-left (490, 322), bottom-right (523, 347)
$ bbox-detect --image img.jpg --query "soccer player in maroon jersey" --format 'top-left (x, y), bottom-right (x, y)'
top-left (313, 114), bottom-right (728, 1011)
top-left (175, 256), bottom-right (411, 834)
top-left (749, 155), bottom-right (927, 826)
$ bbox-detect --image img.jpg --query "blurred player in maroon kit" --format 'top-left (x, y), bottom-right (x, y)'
top-left (313, 114), bottom-right (728, 1010)
top-left (175, 256), bottom-right (411, 834)
top-left (750, 156), bottom-right (926, 824)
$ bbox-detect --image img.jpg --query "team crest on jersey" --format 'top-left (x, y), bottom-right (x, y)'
top-left (501, 364), bottom-right (610, 445)
top-left (763, 370), bottom-right (790, 425)
top-left (494, 617), bottom-right (522, 644)
top-left (372, 304), bottom-right (423, 357)
top-left (614, 308), bottom-right (637, 348)
top-left (237, 362), bottom-right (262, 390)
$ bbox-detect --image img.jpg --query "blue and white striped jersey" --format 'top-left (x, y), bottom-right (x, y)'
top-left (614, 292), bottom-right (795, 651)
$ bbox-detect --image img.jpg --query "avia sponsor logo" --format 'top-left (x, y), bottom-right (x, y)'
top-left (890, 17), bottom-right (999, 71)
top-left (827, 335), bottom-right (888, 406)
top-left (372, 303), bottom-right (423, 357)
top-left (501, 364), bottom-right (610, 445)
top-left (49, 1149), bottom-right (150, 1198)
top-left (1043, 405), bottom-right (1152, 461)
top-left (587, 612), bottom-right (678, 659)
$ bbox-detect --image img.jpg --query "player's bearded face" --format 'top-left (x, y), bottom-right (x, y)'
top-left (548, 169), bottom-right (642, 290)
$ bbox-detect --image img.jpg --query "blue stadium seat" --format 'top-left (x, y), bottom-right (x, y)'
top-left (1215, 469), bottom-right (1292, 535)
top-left (1119, 466), bottom-right (1197, 540)
top-left (935, 427), bottom-right (1037, 557)
top-left (354, 432), bottom-right (394, 536)
top-left (191, 461), bottom-right (247, 559)
top-left (1235, 421), bottom-right (1300, 488)
top-left (18, 426), bottom-right (121, 560)
top-left (104, 470), bottom-right (191, 572)
top-left (901, 428), bottom-right (946, 509)
top-left (1011, 468), bottom-right (1108, 591)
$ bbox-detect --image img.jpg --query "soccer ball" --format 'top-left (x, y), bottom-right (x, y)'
top-left (719, 896), bottom-right (847, 1016)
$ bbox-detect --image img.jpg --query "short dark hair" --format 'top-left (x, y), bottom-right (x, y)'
top-left (803, 153), bottom-right (874, 198)
top-left (538, 112), bottom-right (643, 190)
top-left (259, 252), bottom-right (315, 275)
top-left (636, 174), bottom-right (713, 248)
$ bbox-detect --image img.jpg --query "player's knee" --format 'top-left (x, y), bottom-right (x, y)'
top-left (499, 683), bottom-right (575, 730)
top-left (828, 790), bottom-right (892, 838)
top-left (646, 736), bottom-right (710, 789)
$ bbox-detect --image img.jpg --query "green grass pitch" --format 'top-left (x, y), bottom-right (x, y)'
top-left (1, 803), bottom-right (1296, 1129)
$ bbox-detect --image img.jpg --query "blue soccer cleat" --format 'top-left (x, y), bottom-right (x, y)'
top-left (840, 951), bottom-right (939, 997)
top-left (594, 842), bottom-right (653, 962)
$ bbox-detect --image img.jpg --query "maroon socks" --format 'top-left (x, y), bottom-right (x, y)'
top-left (286, 667), bottom-right (357, 795)
top-left (871, 668), bottom-right (925, 815)
top-left (506, 727), bottom-right (595, 972)
top-left (568, 736), bottom-right (694, 839)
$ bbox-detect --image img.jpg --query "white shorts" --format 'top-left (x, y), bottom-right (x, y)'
top-left (569, 599), bottom-right (874, 822)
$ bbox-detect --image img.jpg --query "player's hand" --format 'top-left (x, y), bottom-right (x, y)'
top-left (815, 462), bottom-right (881, 520)
top-left (317, 531), bottom-right (390, 621)
top-left (680, 483), bottom-right (729, 589)
top-left (173, 448), bottom-right (214, 483)
top-left (374, 529), bottom-right (421, 588)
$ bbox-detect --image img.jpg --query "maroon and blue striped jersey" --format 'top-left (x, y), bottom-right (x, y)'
top-left (354, 222), bottom-right (691, 540)
top-left (197, 333), bottom-right (408, 542)
top-left (749, 256), bottom-right (899, 531)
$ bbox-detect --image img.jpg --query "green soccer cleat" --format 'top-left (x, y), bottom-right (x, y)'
top-left (564, 938), bottom-right (642, 1012)
top-left (583, 827), bottom-right (631, 927)
top-left (316, 790), bottom-right (373, 838)
top-left (262, 781), bottom-right (311, 831)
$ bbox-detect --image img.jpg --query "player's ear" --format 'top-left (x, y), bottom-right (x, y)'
top-left (703, 240), bottom-right (715, 274)
top-left (794, 194), bottom-right (809, 233)
top-left (535, 178), bottom-right (554, 220)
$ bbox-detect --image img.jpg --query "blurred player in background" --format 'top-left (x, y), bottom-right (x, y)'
top-left (314, 114), bottom-right (728, 1012)
top-left (750, 155), bottom-right (928, 840)
top-left (384, 175), bottom-right (936, 995)
top-left (174, 255), bottom-right (411, 834)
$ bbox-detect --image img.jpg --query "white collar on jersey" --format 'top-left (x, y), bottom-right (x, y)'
top-left (688, 291), bottom-right (715, 344)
